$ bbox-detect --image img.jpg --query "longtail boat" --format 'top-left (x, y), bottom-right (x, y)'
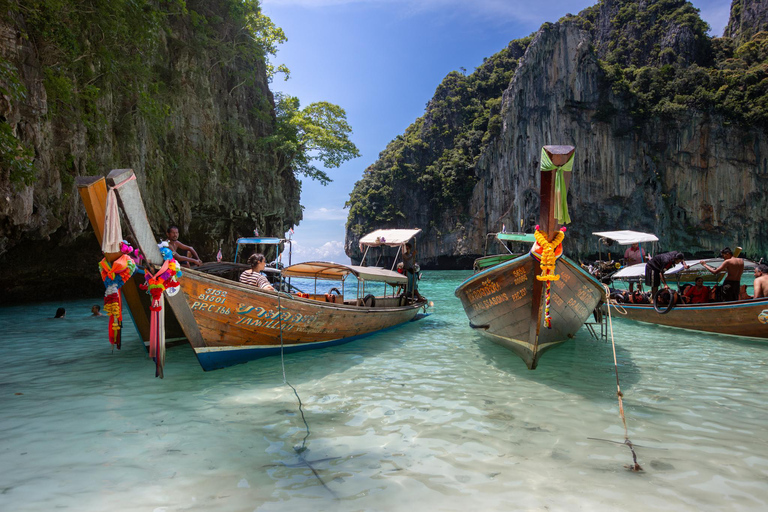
top-left (609, 258), bottom-right (768, 340)
top-left (78, 169), bottom-right (428, 372)
top-left (454, 145), bottom-right (605, 369)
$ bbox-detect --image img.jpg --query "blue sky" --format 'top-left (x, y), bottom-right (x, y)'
top-left (260, 0), bottom-right (732, 264)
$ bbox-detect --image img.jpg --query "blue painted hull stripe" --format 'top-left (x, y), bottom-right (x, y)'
top-left (193, 314), bottom-right (428, 371)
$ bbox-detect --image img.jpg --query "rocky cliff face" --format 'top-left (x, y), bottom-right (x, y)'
top-left (725, 0), bottom-right (768, 42)
top-left (467, 20), bottom-right (767, 259)
top-left (0, 2), bottom-right (301, 303)
top-left (345, 0), bottom-right (768, 266)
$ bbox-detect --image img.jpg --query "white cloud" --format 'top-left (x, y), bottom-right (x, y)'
top-left (307, 207), bottom-right (349, 221)
top-left (289, 240), bottom-right (350, 263)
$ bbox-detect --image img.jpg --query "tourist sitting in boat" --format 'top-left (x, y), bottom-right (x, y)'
top-left (683, 277), bottom-right (710, 304)
top-left (700, 247), bottom-right (744, 302)
top-left (239, 253), bottom-right (275, 291)
top-left (166, 225), bottom-right (202, 267)
top-left (630, 290), bottom-right (651, 304)
top-left (645, 251), bottom-right (688, 302)
top-left (743, 263), bottom-right (768, 299)
top-left (655, 288), bottom-right (682, 307)
top-left (609, 289), bottom-right (629, 303)
top-left (623, 242), bottom-right (646, 293)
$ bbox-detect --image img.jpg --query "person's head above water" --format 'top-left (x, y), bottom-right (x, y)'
top-left (54, 307), bottom-right (66, 318)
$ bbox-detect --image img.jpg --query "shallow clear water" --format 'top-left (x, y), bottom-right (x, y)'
top-left (1, 270), bottom-right (767, 511)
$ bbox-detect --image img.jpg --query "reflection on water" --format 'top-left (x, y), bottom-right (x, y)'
top-left (1, 270), bottom-right (767, 511)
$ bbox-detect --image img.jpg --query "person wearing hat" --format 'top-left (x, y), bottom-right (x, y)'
top-left (645, 251), bottom-right (688, 303)
top-left (701, 247), bottom-right (744, 302)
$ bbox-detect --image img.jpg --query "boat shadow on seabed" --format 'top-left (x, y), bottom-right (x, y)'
top-left (475, 328), bottom-right (641, 399)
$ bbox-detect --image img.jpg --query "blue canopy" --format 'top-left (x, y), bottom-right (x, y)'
top-left (236, 237), bottom-right (283, 245)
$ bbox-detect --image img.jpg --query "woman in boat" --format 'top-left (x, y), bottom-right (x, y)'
top-left (683, 277), bottom-right (710, 304)
top-left (239, 253), bottom-right (275, 291)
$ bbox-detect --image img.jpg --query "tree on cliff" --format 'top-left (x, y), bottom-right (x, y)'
top-left (269, 94), bottom-right (360, 186)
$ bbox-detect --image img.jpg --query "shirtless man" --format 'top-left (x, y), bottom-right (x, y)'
top-left (701, 247), bottom-right (744, 302)
top-left (753, 264), bottom-right (768, 299)
top-left (166, 225), bottom-right (202, 267)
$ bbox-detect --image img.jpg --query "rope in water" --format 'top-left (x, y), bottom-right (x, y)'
top-left (276, 286), bottom-right (339, 498)
top-left (603, 284), bottom-right (642, 471)
top-left (277, 288), bottom-right (311, 451)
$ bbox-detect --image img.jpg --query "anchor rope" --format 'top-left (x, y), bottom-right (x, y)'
top-left (277, 288), bottom-right (311, 451)
top-left (603, 284), bottom-right (642, 471)
top-left (276, 284), bottom-right (338, 498)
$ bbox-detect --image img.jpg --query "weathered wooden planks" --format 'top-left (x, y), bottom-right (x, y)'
top-left (616, 299), bottom-right (768, 340)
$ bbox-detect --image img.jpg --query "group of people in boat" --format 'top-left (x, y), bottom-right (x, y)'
top-left (611, 246), bottom-right (768, 305)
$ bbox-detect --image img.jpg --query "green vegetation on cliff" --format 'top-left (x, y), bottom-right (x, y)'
top-left (0, 0), bottom-right (357, 191)
top-left (346, 0), bottom-right (768, 240)
top-left (346, 37), bottom-right (531, 236)
top-left (577, 0), bottom-right (768, 127)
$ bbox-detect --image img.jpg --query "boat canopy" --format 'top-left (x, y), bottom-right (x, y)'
top-left (613, 258), bottom-right (758, 280)
top-left (496, 232), bottom-right (536, 243)
top-left (282, 261), bottom-right (407, 285)
top-left (236, 237), bottom-right (283, 245)
top-left (358, 229), bottom-right (421, 249)
top-left (592, 230), bottom-right (659, 245)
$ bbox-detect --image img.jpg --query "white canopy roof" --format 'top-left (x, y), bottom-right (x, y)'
top-left (612, 258), bottom-right (758, 280)
top-left (282, 261), bottom-right (407, 285)
top-left (592, 230), bottom-right (659, 245)
top-left (358, 229), bottom-right (422, 248)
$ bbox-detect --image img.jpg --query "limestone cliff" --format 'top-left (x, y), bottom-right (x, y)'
top-left (725, 0), bottom-right (768, 43)
top-left (0, 1), bottom-right (301, 303)
top-left (345, 0), bottom-right (768, 266)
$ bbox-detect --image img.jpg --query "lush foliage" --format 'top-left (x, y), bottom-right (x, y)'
top-left (1, 0), bottom-right (352, 190)
top-left (0, 58), bottom-right (35, 184)
top-left (268, 94), bottom-right (360, 185)
top-left (346, 38), bottom-right (531, 234)
top-left (582, 0), bottom-right (768, 127)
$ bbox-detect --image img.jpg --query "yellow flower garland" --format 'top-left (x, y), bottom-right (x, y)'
top-left (534, 229), bottom-right (565, 281)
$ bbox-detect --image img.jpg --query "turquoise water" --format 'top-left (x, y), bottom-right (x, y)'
top-left (1, 270), bottom-right (767, 511)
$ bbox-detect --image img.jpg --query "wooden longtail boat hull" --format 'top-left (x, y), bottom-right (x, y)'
top-left (180, 269), bottom-right (425, 370)
top-left (613, 299), bottom-right (768, 340)
top-left (455, 254), bottom-right (604, 369)
top-left (75, 176), bottom-right (186, 348)
top-left (78, 168), bottom-right (426, 372)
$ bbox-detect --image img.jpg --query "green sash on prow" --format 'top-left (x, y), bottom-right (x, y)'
top-left (539, 148), bottom-right (574, 225)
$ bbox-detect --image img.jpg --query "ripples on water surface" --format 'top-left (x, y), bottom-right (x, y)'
top-left (1, 270), bottom-right (767, 511)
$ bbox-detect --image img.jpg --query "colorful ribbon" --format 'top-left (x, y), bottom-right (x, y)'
top-left (140, 251), bottom-right (182, 378)
top-left (540, 148), bottom-right (574, 225)
top-left (99, 254), bottom-right (137, 349)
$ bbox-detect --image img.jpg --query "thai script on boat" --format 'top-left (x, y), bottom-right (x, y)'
top-left (471, 292), bottom-right (509, 312)
top-left (566, 296), bottom-right (588, 318)
top-left (234, 303), bottom-right (319, 332)
top-left (576, 286), bottom-right (594, 303)
top-left (467, 278), bottom-right (501, 302)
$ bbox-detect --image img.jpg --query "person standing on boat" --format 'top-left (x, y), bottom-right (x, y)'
top-left (402, 243), bottom-right (423, 301)
top-left (239, 253), bottom-right (275, 291)
top-left (701, 247), bottom-right (744, 302)
top-left (166, 225), bottom-right (202, 267)
top-left (624, 242), bottom-right (646, 292)
top-left (646, 251), bottom-right (687, 302)
top-left (683, 277), bottom-right (710, 304)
